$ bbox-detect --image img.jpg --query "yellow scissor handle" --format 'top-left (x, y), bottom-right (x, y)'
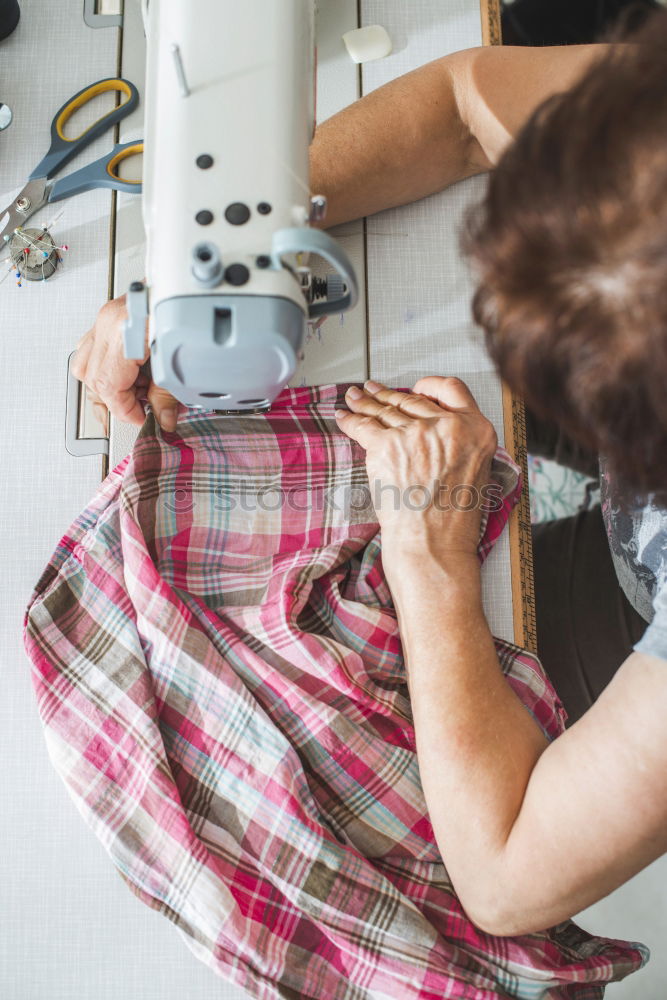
top-left (107, 142), bottom-right (144, 184)
top-left (30, 78), bottom-right (140, 181)
top-left (48, 140), bottom-right (143, 203)
top-left (55, 79), bottom-right (136, 142)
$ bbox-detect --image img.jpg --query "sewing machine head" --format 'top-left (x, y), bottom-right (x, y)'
top-left (124, 0), bottom-right (358, 413)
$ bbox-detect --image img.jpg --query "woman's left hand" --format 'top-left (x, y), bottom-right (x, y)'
top-left (335, 376), bottom-right (498, 567)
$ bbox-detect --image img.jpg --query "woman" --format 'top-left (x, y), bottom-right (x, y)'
top-left (73, 12), bottom-right (667, 934)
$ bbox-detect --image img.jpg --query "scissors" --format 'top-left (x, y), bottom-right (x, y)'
top-left (0, 77), bottom-right (143, 242)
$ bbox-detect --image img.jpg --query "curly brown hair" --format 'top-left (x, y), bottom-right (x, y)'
top-left (466, 11), bottom-right (667, 505)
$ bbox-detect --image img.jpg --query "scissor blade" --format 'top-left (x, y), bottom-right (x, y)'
top-left (0, 178), bottom-right (48, 242)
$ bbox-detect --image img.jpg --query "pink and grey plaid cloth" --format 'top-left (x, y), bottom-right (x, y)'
top-left (24, 385), bottom-right (646, 999)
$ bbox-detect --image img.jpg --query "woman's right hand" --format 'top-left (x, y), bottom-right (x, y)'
top-left (71, 294), bottom-right (180, 432)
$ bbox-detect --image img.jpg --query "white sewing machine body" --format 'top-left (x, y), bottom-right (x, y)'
top-left (134, 0), bottom-right (357, 410)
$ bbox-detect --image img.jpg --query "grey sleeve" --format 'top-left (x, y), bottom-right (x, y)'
top-left (634, 581), bottom-right (667, 662)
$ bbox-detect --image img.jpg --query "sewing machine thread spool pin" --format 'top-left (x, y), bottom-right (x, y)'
top-left (309, 195), bottom-right (327, 224)
top-left (170, 43), bottom-right (190, 98)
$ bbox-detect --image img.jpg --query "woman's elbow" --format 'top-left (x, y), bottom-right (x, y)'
top-left (461, 890), bottom-right (554, 938)
top-left (468, 905), bottom-right (533, 938)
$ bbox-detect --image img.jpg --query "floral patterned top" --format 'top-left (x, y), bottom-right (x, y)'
top-left (601, 459), bottom-right (667, 661)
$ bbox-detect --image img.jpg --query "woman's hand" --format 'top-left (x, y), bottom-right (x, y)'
top-left (335, 376), bottom-right (498, 566)
top-left (71, 294), bottom-right (180, 432)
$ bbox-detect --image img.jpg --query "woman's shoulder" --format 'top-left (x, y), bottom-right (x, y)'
top-left (454, 43), bottom-right (606, 168)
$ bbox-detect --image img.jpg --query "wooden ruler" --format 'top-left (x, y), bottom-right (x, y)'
top-left (480, 0), bottom-right (538, 654)
top-left (480, 0), bottom-right (502, 45)
top-left (502, 384), bottom-right (538, 653)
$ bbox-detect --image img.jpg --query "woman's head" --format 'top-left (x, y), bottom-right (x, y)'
top-left (467, 11), bottom-right (667, 502)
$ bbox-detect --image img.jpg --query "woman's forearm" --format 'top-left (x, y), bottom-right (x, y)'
top-left (338, 385), bottom-right (667, 938)
top-left (389, 549), bottom-right (548, 931)
top-left (309, 55), bottom-right (479, 229)
top-left (309, 44), bottom-right (603, 228)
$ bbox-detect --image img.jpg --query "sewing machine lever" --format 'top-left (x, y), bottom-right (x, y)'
top-left (124, 281), bottom-right (149, 360)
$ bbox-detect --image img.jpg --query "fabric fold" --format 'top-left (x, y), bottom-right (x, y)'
top-left (24, 384), bottom-right (647, 999)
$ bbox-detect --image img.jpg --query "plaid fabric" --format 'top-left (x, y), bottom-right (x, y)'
top-left (24, 385), bottom-right (646, 999)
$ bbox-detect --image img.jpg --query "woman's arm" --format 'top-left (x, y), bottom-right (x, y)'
top-left (393, 553), bottom-right (667, 935)
top-left (310, 44), bottom-right (603, 228)
top-left (336, 378), bottom-right (667, 936)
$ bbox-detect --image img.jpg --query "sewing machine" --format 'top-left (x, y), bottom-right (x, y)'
top-left (124, 0), bottom-right (359, 411)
